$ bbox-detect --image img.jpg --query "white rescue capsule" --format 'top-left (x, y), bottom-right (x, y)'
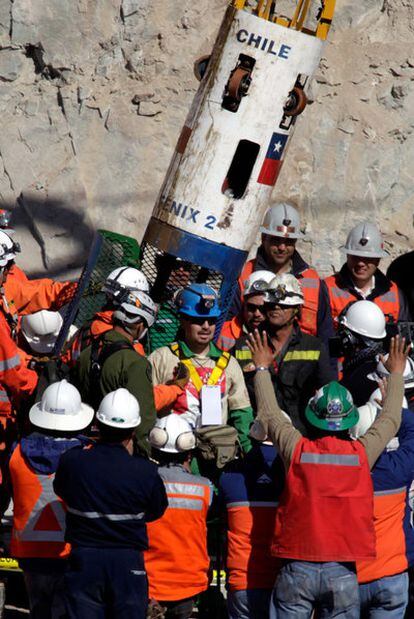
top-left (141, 1), bottom-right (336, 348)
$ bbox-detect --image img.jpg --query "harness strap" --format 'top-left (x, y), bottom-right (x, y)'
top-left (170, 343), bottom-right (230, 392)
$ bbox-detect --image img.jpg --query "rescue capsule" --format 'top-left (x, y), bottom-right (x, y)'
top-left (141, 0), bottom-right (336, 348)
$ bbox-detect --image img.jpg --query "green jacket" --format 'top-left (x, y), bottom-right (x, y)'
top-left (75, 330), bottom-right (156, 455)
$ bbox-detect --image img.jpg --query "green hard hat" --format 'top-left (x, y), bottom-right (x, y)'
top-left (305, 382), bottom-right (359, 432)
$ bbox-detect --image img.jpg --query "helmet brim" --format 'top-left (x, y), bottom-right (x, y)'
top-left (305, 405), bottom-right (360, 432)
top-left (260, 226), bottom-right (304, 240)
top-left (29, 402), bottom-right (95, 432)
top-left (343, 247), bottom-right (388, 258)
top-left (96, 410), bottom-right (141, 429)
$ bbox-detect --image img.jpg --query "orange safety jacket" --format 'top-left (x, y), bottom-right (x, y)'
top-left (66, 310), bottom-right (181, 413)
top-left (145, 465), bottom-right (211, 601)
top-left (216, 315), bottom-right (243, 352)
top-left (325, 272), bottom-right (400, 326)
top-left (239, 259), bottom-right (320, 337)
top-left (272, 436), bottom-right (375, 562)
top-left (8, 264), bottom-right (28, 283)
top-left (0, 311), bottom-right (37, 419)
top-left (1, 273), bottom-right (76, 340)
top-left (10, 444), bottom-right (70, 559)
top-left (357, 485), bottom-right (408, 583)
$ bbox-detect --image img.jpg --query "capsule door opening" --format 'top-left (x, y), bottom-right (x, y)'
top-left (222, 139), bottom-right (260, 199)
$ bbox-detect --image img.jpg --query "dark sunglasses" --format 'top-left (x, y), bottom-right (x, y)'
top-left (188, 316), bottom-right (218, 326)
top-left (245, 302), bottom-right (266, 314)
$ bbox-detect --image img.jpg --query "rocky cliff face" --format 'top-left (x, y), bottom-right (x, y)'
top-left (0, 0), bottom-right (412, 277)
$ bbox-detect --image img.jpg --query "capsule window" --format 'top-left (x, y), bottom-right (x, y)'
top-left (222, 140), bottom-right (260, 199)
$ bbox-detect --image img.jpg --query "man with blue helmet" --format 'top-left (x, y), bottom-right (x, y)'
top-left (149, 284), bottom-right (253, 454)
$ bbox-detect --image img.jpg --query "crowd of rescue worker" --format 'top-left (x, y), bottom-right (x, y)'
top-left (0, 203), bottom-right (413, 618)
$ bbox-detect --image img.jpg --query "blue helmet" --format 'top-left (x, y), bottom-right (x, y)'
top-left (175, 284), bottom-right (221, 318)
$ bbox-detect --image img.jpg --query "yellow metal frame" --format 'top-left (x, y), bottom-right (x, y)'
top-left (233, 0), bottom-right (336, 40)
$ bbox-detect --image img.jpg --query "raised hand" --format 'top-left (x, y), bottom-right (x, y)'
top-left (382, 335), bottom-right (411, 375)
top-left (246, 329), bottom-right (275, 369)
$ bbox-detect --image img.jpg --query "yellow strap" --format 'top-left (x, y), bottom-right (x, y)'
top-left (235, 350), bottom-right (252, 361)
top-left (284, 350), bottom-right (321, 362)
top-left (170, 344), bottom-right (230, 392)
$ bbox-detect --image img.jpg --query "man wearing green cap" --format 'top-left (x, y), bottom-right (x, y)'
top-left (248, 331), bottom-right (408, 618)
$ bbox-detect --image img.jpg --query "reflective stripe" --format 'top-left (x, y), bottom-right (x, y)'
top-left (235, 350), bottom-right (252, 360)
top-left (15, 475), bottom-right (66, 543)
top-left (227, 501), bottom-right (279, 508)
top-left (379, 292), bottom-right (397, 303)
top-left (167, 497), bottom-right (203, 511)
top-left (374, 486), bottom-right (407, 496)
top-left (0, 389), bottom-right (9, 403)
top-left (284, 350), bottom-right (320, 362)
top-left (0, 354), bottom-right (20, 371)
top-left (300, 278), bottom-right (319, 289)
top-left (67, 507), bottom-right (144, 521)
top-left (165, 482), bottom-right (205, 497)
top-left (218, 336), bottom-right (235, 349)
top-left (156, 319), bottom-right (174, 324)
top-left (300, 453), bottom-right (360, 466)
top-left (330, 287), bottom-right (352, 299)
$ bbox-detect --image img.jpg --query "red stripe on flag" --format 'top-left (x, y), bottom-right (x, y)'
top-left (257, 159), bottom-right (283, 186)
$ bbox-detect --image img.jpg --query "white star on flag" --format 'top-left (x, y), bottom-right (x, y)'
top-left (273, 141), bottom-right (282, 153)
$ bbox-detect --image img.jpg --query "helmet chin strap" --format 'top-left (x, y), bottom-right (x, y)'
top-left (136, 327), bottom-right (148, 342)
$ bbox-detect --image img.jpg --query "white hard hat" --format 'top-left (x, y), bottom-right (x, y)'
top-left (351, 396), bottom-right (402, 449)
top-left (102, 266), bottom-right (150, 298)
top-left (349, 402), bottom-right (377, 440)
top-left (243, 270), bottom-right (275, 297)
top-left (149, 414), bottom-right (196, 453)
top-left (265, 273), bottom-right (304, 306)
top-left (0, 230), bottom-right (20, 267)
top-left (260, 203), bottom-right (305, 239)
top-left (29, 380), bottom-right (94, 432)
top-left (343, 222), bottom-right (387, 258)
top-left (96, 388), bottom-right (141, 429)
top-left (373, 355), bottom-right (414, 389)
top-left (339, 301), bottom-right (386, 339)
top-left (113, 290), bottom-right (158, 328)
top-left (21, 310), bottom-right (63, 354)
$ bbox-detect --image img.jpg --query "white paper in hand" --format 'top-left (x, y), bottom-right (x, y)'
top-left (201, 385), bottom-right (222, 426)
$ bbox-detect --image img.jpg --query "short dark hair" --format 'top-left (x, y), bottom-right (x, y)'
top-left (97, 420), bottom-right (135, 443)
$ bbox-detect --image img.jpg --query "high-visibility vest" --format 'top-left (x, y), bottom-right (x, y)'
top-left (0, 311), bottom-right (37, 418)
top-left (226, 499), bottom-right (280, 591)
top-left (10, 444), bottom-right (70, 559)
top-left (272, 436), bottom-right (375, 562)
top-left (357, 485), bottom-right (409, 583)
top-left (325, 274), bottom-right (400, 325)
top-left (144, 466), bottom-right (211, 601)
top-left (239, 260), bottom-right (320, 336)
top-left (216, 315), bottom-right (243, 352)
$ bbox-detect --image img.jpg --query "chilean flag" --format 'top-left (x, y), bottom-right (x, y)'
top-left (257, 132), bottom-right (288, 186)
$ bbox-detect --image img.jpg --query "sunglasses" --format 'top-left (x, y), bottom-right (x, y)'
top-left (188, 317), bottom-right (218, 326)
top-left (245, 303), bottom-right (266, 314)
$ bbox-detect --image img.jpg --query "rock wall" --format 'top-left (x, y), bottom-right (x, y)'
top-left (0, 0), bottom-right (412, 278)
